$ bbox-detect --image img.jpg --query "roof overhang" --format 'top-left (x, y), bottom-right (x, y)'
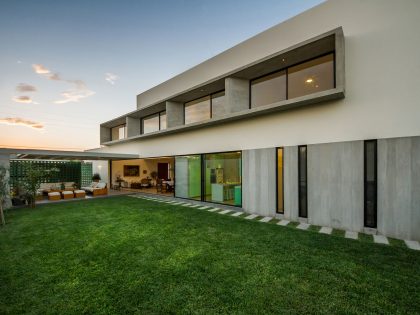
top-left (0, 148), bottom-right (139, 161)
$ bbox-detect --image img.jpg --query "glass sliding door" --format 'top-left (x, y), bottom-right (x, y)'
top-left (298, 145), bottom-right (308, 218)
top-left (175, 155), bottom-right (202, 200)
top-left (364, 140), bottom-right (377, 228)
top-left (276, 148), bottom-right (284, 213)
top-left (203, 152), bottom-right (242, 206)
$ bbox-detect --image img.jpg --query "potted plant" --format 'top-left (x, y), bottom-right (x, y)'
top-left (92, 173), bottom-right (101, 182)
top-left (150, 171), bottom-right (158, 186)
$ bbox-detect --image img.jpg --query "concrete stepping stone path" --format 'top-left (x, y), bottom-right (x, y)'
top-left (404, 240), bottom-right (420, 251)
top-left (231, 211), bottom-right (243, 217)
top-left (319, 227), bottom-right (332, 234)
top-left (297, 222), bottom-right (310, 230)
top-left (207, 208), bottom-right (220, 212)
top-left (245, 214), bottom-right (258, 220)
top-left (259, 216), bottom-right (273, 223)
top-left (373, 234), bottom-right (389, 245)
top-left (198, 206), bottom-right (211, 210)
top-left (218, 209), bottom-right (232, 215)
top-left (345, 231), bottom-right (358, 240)
top-left (277, 220), bottom-right (289, 226)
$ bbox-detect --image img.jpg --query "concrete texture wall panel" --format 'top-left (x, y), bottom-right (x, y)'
top-left (225, 77), bottom-right (249, 114)
top-left (307, 141), bottom-right (364, 231)
top-left (0, 154), bottom-right (12, 209)
top-left (283, 146), bottom-right (299, 221)
top-left (378, 137), bottom-right (420, 241)
top-left (242, 148), bottom-right (276, 216)
top-left (126, 117), bottom-right (140, 138)
top-left (166, 101), bottom-right (184, 128)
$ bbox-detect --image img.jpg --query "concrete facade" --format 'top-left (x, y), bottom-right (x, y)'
top-left (377, 137), bottom-right (420, 241)
top-left (166, 101), bottom-right (184, 128)
top-left (224, 78), bottom-right (250, 115)
top-left (0, 154), bottom-right (12, 209)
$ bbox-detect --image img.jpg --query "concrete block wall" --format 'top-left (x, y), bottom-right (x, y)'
top-left (126, 116), bottom-right (140, 137)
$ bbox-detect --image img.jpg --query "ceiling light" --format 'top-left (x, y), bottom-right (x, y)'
top-left (305, 78), bottom-right (313, 83)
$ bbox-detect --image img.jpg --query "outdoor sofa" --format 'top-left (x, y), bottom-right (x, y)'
top-left (81, 182), bottom-right (108, 196)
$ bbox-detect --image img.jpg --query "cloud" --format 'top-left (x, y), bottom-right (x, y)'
top-left (32, 63), bottom-right (60, 80)
top-left (54, 80), bottom-right (95, 104)
top-left (0, 117), bottom-right (44, 130)
top-left (105, 72), bottom-right (118, 85)
top-left (16, 83), bottom-right (37, 92)
top-left (12, 96), bottom-right (38, 104)
top-left (31, 63), bottom-right (95, 104)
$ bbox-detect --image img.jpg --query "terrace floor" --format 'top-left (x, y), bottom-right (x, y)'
top-left (1, 196), bottom-right (419, 314)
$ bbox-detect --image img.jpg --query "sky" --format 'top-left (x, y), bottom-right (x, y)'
top-left (0, 0), bottom-right (323, 151)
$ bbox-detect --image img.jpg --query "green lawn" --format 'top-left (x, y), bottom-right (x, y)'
top-left (1, 197), bottom-right (419, 314)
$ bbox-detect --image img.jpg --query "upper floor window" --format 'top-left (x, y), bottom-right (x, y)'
top-left (184, 95), bottom-right (211, 125)
top-left (251, 71), bottom-right (286, 108)
top-left (142, 111), bottom-right (166, 134)
top-left (288, 53), bottom-right (334, 99)
top-left (111, 124), bottom-right (126, 141)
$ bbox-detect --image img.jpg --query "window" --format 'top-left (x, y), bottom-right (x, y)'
top-left (204, 152), bottom-right (242, 206)
top-left (298, 145), bottom-right (308, 218)
top-left (142, 111), bottom-right (166, 134)
top-left (364, 140), bottom-right (377, 228)
top-left (184, 96), bottom-right (210, 124)
top-left (211, 91), bottom-right (226, 118)
top-left (111, 124), bottom-right (126, 141)
top-left (160, 111), bottom-right (167, 130)
top-left (276, 148), bottom-right (284, 213)
top-left (251, 71), bottom-right (286, 108)
top-left (288, 53), bottom-right (335, 99)
top-left (175, 155), bottom-right (202, 200)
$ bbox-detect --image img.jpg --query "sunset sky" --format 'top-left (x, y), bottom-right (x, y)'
top-left (0, 0), bottom-right (322, 151)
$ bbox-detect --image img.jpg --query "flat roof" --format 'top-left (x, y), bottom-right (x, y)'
top-left (0, 148), bottom-right (139, 161)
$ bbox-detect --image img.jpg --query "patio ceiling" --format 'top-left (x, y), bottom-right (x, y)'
top-left (0, 148), bottom-right (140, 161)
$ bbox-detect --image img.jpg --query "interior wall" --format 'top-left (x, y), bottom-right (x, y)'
top-left (90, 160), bottom-right (109, 184)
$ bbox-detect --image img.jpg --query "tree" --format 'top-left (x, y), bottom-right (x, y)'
top-left (0, 166), bottom-right (9, 225)
top-left (21, 164), bottom-right (58, 208)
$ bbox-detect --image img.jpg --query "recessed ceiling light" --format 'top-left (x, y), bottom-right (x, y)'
top-left (282, 58), bottom-right (286, 62)
top-left (305, 78), bottom-right (313, 83)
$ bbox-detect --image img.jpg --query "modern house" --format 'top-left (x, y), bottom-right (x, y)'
top-left (1, 0), bottom-right (419, 242)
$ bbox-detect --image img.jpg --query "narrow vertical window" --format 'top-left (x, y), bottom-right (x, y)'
top-left (364, 140), bottom-right (377, 228)
top-left (298, 145), bottom-right (308, 218)
top-left (276, 148), bottom-right (284, 213)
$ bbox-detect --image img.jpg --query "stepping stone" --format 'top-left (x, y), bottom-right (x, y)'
top-left (171, 202), bottom-right (184, 205)
top-left (198, 206), bottom-right (210, 210)
top-left (179, 203), bottom-right (191, 206)
top-left (245, 214), bottom-right (258, 220)
top-left (218, 209), bottom-right (232, 215)
top-left (189, 205), bottom-right (201, 208)
top-left (166, 201), bottom-right (176, 204)
top-left (319, 227), bottom-right (332, 234)
top-left (208, 208), bottom-right (220, 212)
top-left (345, 231), bottom-right (358, 240)
top-left (259, 216), bottom-right (273, 223)
top-left (373, 235), bottom-right (389, 245)
top-left (404, 240), bottom-right (420, 251)
top-left (277, 220), bottom-right (290, 226)
top-left (296, 223), bottom-right (310, 230)
top-left (231, 211), bottom-right (243, 217)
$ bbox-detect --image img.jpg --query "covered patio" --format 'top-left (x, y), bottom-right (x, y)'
top-left (0, 148), bottom-right (140, 207)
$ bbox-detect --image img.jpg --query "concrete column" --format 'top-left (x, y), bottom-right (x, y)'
top-left (126, 116), bottom-right (140, 137)
top-left (242, 148), bottom-right (276, 216)
top-left (225, 77), bottom-right (249, 114)
top-left (307, 141), bottom-right (364, 232)
top-left (166, 101), bottom-right (184, 128)
top-left (100, 126), bottom-right (111, 144)
top-left (0, 154), bottom-right (12, 210)
top-left (284, 146), bottom-right (299, 221)
top-left (377, 136), bottom-right (420, 241)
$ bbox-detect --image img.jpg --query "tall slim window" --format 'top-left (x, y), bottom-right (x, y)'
top-left (111, 124), bottom-right (126, 141)
top-left (174, 155), bottom-right (202, 201)
top-left (251, 70), bottom-right (286, 108)
top-left (204, 151), bottom-right (242, 206)
top-left (298, 145), bottom-right (308, 218)
top-left (184, 96), bottom-right (211, 124)
top-left (288, 53), bottom-right (335, 99)
top-left (276, 148), bottom-right (284, 213)
top-left (364, 140), bottom-right (377, 228)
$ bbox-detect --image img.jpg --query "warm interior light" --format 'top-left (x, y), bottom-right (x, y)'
top-left (305, 78), bottom-right (313, 83)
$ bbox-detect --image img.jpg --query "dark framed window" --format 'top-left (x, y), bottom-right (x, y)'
top-left (142, 111), bottom-right (166, 134)
top-left (298, 145), bottom-right (308, 218)
top-left (276, 147), bottom-right (284, 214)
top-left (251, 70), bottom-right (287, 108)
top-left (364, 140), bottom-right (377, 228)
top-left (111, 124), bottom-right (126, 141)
top-left (184, 96), bottom-right (211, 124)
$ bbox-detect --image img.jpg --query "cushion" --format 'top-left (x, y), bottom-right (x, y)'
top-left (48, 192), bottom-right (60, 196)
top-left (62, 191), bottom-right (73, 195)
top-left (95, 182), bottom-right (106, 189)
top-left (90, 182), bottom-right (98, 188)
top-left (83, 187), bottom-right (94, 192)
top-left (74, 190), bottom-right (85, 194)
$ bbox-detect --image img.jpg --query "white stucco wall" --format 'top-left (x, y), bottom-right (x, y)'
top-left (95, 0), bottom-right (420, 158)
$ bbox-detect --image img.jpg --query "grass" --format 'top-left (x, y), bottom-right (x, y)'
top-left (1, 196), bottom-right (419, 314)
